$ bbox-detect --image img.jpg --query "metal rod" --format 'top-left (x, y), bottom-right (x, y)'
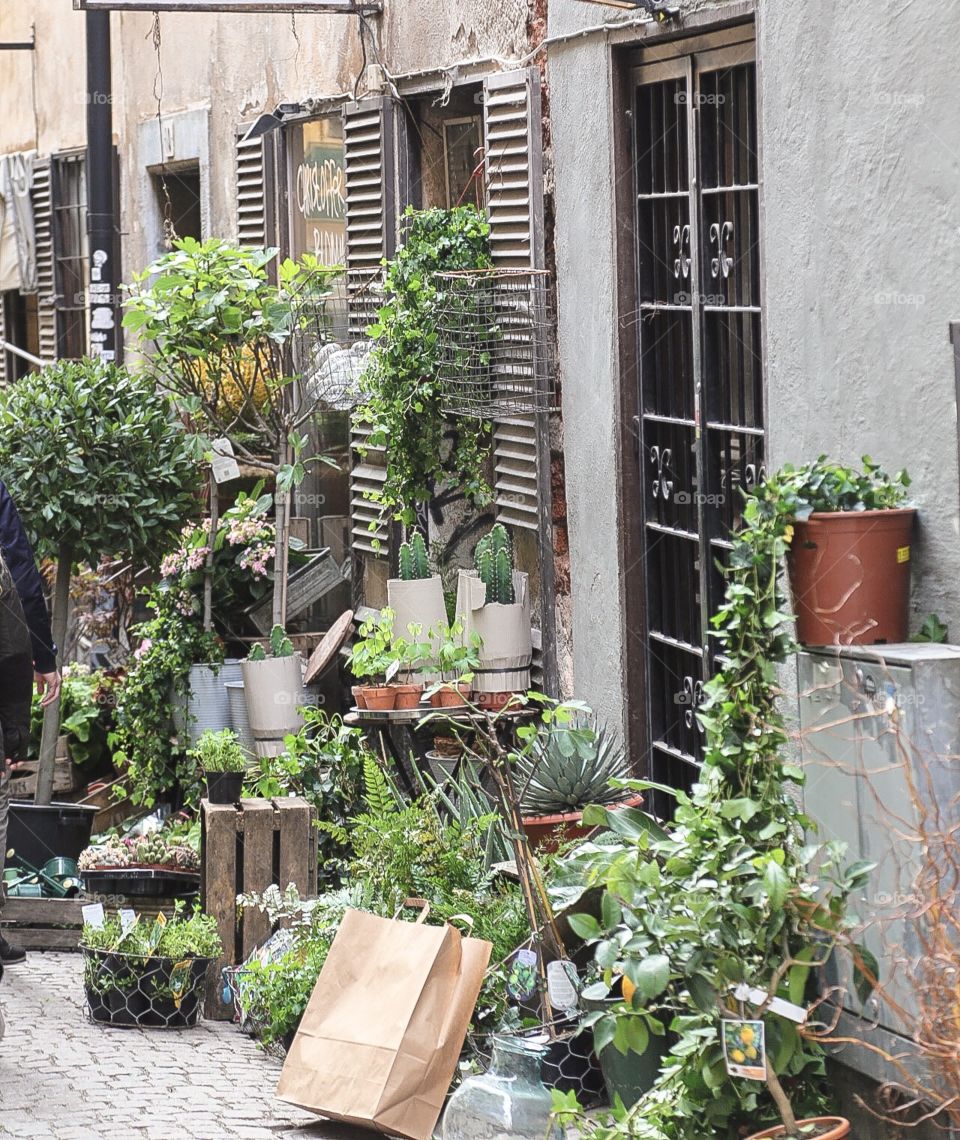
top-left (0, 42), bottom-right (35, 51)
top-left (0, 339), bottom-right (47, 368)
top-left (74, 0), bottom-right (381, 12)
top-left (85, 8), bottom-right (119, 362)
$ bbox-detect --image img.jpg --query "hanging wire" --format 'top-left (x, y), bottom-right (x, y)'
top-left (150, 12), bottom-right (177, 247)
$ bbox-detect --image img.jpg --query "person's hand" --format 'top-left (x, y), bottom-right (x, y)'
top-left (35, 670), bottom-right (61, 708)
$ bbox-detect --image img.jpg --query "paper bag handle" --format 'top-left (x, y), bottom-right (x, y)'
top-left (395, 897), bottom-right (431, 924)
top-left (446, 913), bottom-right (475, 934)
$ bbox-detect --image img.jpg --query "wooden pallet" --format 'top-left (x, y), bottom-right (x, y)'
top-left (200, 797), bottom-right (317, 1020)
top-left (0, 895), bottom-right (186, 951)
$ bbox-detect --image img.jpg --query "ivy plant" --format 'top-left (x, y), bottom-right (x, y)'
top-left (561, 458), bottom-right (902, 1140)
top-left (356, 205), bottom-right (495, 528)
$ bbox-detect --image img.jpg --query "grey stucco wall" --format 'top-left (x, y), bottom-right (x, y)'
top-left (757, 0), bottom-right (960, 636)
top-left (547, 2), bottom-right (625, 736)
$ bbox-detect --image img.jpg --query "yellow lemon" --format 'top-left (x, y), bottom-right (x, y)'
top-left (731, 1048), bottom-right (746, 1063)
top-left (740, 1026), bottom-right (755, 1045)
top-left (745, 1046), bottom-right (758, 1060)
top-left (621, 976), bottom-right (637, 1006)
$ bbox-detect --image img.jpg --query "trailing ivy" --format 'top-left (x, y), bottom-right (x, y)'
top-left (356, 205), bottom-right (495, 528)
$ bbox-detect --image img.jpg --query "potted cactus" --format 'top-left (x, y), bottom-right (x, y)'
top-left (241, 626), bottom-right (307, 757)
top-left (456, 524), bottom-right (533, 706)
top-left (386, 531), bottom-right (447, 667)
top-left (513, 718), bottom-right (639, 853)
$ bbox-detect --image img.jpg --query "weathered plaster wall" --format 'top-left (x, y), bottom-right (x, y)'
top-left (0, 0), bottom-right (87, 155)
top-left (756, 0), bottom-right (960, 635)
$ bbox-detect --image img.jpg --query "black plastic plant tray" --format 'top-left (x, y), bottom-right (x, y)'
top-left (80, 867), bottom-right (201, 898)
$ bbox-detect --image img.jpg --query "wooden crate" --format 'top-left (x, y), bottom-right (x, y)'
top-left (0, 895), bottom-right (186, 951)
top-left (200, 796), bottom-right (317, 1021)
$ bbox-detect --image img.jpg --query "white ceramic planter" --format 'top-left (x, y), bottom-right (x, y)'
top-left (455, 570), bottom-right (532, 693)
top-left (241, 654), bottom-right (306, 758)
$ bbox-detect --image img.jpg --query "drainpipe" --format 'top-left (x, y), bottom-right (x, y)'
top-left (85, 8), bottom-right (118, 362)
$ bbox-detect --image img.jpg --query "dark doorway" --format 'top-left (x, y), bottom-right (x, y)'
top-left (152, 166), bottom-right (202, 246)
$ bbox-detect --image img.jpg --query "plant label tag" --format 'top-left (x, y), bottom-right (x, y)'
top-left (547, 959), bottom-right (580, 1013)
top-left (385, 660), bottom-right (400, 683)
top-left (82, 902), bottom-right (105, 930)
top-left (733, 983), bottom-right (808, 1024)
top-left (119, 909), bottom-right (137, 932)
top-left (507, 948), bottom-right (539, 1002)
top-left (722, 1018), bottom-right (766, 1081)
top-left (210, 437), bottom-right (241, 484)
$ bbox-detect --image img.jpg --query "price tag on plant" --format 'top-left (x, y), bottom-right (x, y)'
top-left (210, 437), bottom-right (241, 484)
top-left (82, 902), bottom-right (105, 930)
top-left (722, 1018), bottom-right (766, 1081)
top-left (507, 948), bottom-right (539, 1002)
top-left (547, 959), bottom-right (580, 1013)
top-left (119, 908), bottom-right (137, 933)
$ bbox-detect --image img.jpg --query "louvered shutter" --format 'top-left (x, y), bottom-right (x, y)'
top-left (31, 158), bottom-right (57, 361)
top-left (235, 131), bottom-right (275, 248)
top-left (0, 299), bottom-right (6, 384)
top-left (344, 97), bottom-right (396, 557)
top-left (483, 69), bottom-right (545, 532)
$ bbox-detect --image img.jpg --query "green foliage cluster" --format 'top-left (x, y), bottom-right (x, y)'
top-left (475, 523), bottom-right (515, 605)
top-left (561, 459), bottom-right (896, 1140)
top-left (0, 359), bottom-right (199, 566)
top-left (513, 719), bottom-right (630, 816)
top-left (247, 707), bottom-right (371, 885)
top-left (357, 206), bottom-right (495, 527)
top-left (29, 664), bottom-right (117, 770)
top-left (190, 728), bottom-right (247, 774)
top-left (399, 531), bottom-right (431, 581)
top-left (110, 584), bottom-right (223, 809)
top-left (81, 903), bottom-right (222, 961)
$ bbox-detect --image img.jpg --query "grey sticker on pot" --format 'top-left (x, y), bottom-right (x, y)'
top-left (82, 902), bottom-right (105, 930)
top-left (385, 659), bottom-right (400, 683)
top-left (507, 948), bottom-right (538, 1001)
top-left (547, 958), bottom-right (580, 1013)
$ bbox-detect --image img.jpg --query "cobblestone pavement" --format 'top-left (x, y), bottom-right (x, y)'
top-left (0, 951), bottom-right (368, 1140)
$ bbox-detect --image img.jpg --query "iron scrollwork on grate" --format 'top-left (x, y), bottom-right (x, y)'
top-left (433, 269), bottom-right (556, 418)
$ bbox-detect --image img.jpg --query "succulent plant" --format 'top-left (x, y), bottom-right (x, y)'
top-left (399, 531), bottom-right (431, 580)
top-left (513, 720), bottom-right (630, 815)
top-left (475, 522), bottom-right (515, 605)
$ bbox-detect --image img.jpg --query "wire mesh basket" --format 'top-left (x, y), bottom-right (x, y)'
top-left (433, 269), bottom-right (556, 418)
top-left (82, 946), bottom-right (212, 1029)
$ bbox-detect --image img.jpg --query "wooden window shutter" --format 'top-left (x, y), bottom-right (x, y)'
top-left (482, 68), bottom-right (546, 532)
top-left (0, 300), bottom-right (6, 385)
top-left (343, 96), bottom-right (397, 557)
top-left (31, 158), bottom-right (57, 361)
top-left (235, 131), bottom-right (275, 248)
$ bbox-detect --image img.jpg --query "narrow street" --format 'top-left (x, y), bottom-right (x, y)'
top-left (0, 954), bottom-right (352, 1140)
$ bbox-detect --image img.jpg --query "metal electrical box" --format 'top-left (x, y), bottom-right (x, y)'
top-left (797, 643), bottom-right (960, 1083)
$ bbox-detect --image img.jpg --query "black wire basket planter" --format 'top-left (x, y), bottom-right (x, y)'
top-left (82, 945), bottom-right (213, 1029)
top-left (433, 269), bottom-right (556, 418)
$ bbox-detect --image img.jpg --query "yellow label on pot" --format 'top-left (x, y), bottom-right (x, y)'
top-left (897, 546), bottom-right (911, 564)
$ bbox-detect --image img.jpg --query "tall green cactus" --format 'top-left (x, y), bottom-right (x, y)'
top-left (475, 523), bottom-right (515, 605)
top-left (399, 531), bottom-right (431, 580)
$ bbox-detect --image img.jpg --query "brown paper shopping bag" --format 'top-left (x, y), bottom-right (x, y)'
top-left (276, 906), bottom-right (492, 1140)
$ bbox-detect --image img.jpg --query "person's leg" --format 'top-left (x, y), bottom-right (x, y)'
top-left (0, 757), bottom-right (25, 965)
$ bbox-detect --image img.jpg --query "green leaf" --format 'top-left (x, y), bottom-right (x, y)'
top-left (763, 861), bottom-right (789, 910)
top-left (568, 913), bottom-right (602, 942)
top-left (853, 943), bottom-right (880, 1005)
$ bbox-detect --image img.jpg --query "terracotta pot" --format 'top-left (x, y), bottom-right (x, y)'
top-left (787, 508), bottom-right (915, 646)
top-left (362, 686), bottom-right (397, 711)
top-left (476, 690), bottom-right (518, 712)
top-left (351, 685), bottom-right (367, 710)
top-left (746, 1116), bottom-right (850, 1140)
top-left (523, 793), bottom-right (646, 854)
top-left (391, 683), bottom-right (424, 710)
top-left (430, 682), bottom-right (471, 708)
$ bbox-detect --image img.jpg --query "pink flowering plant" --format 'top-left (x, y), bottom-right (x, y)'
top-left (158, 483), bottom-right (293, 639)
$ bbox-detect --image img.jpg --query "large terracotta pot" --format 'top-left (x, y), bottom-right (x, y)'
top-left (522, 794), bottom-right (645, 855)
top-left (787, 508), bottom-right (915, 646)
top-left (746, 1116), bottom-right (850, 1140)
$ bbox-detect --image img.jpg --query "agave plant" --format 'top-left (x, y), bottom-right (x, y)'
top-left (513, 719), bottom-right (630, 815)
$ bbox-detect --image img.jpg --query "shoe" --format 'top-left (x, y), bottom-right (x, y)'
top-left (0, 936), bottom-right (25, 965)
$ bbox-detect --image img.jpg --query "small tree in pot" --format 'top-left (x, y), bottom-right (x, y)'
top-left (242, 626), bottom-right (306, 757)
top-left (0, 360), bottom-right (200, 805)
